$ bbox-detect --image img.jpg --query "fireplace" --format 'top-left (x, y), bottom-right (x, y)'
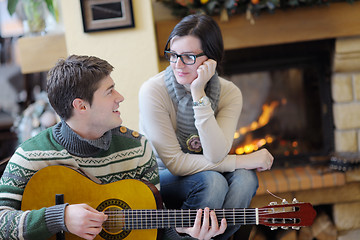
top-left (223, 39), bottom-right (335, 167)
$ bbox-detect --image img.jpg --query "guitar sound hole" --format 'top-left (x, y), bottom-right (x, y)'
top-left (97, 198), bottom-right (131, 240)
top-left (103, 206), bottom-right (124, 234)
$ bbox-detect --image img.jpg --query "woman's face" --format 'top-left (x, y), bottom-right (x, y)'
top-left (169, 35), bottom-right (208, 85)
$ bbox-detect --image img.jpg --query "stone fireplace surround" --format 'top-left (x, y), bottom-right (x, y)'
top-left (155, 2), bottom-right (360, 238)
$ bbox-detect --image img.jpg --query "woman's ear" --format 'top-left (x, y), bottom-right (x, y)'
top-left (72, 98), bottom-right (87, 112)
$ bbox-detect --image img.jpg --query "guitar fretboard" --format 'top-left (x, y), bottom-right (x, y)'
top-left (104, 208), bottom-right (260, 230)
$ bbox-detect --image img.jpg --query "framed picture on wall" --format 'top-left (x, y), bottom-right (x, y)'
top-left (80, 0), bottom-right (135, 32)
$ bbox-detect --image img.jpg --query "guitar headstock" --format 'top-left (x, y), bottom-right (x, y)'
top-left (259, 198), bottom-right (317, 230)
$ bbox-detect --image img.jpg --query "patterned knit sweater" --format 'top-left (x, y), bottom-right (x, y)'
top-left (0, 121), bottom-right (159, 240)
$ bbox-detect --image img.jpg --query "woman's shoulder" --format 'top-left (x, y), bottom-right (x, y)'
top-left (219, 76), bottom-right (242, 96)
top-left (144, 71), bottom-right (166, 86)
top-left (140, 70), bottom-right (168, 95)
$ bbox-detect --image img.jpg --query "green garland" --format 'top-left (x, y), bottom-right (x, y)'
top-left (159, 0), bottom-right (356, 23)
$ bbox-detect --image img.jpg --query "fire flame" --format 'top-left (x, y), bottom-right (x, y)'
top-left (235, 135), bottom-right (274, 155)
top-left (234, 101), bottom-right (280, 154)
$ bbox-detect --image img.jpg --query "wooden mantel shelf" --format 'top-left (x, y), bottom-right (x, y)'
top-left (17, 33), bottom-right (68, 74)
top-left (155, 2), bottom-right (360, 56)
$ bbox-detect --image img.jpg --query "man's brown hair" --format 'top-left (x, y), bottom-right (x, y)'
top-left (47, 55), bottom-right (114, 120)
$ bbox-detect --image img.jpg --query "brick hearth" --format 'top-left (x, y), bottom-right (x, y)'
top-left (255, 166), bottom-right (346, 196)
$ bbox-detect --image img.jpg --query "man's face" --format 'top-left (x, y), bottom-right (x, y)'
top-left (87, 75), bottom-right (124, 134)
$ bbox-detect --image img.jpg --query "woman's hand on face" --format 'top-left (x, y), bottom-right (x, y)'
top-left (176, 208), bottom-right (227, 240)
top-left (191, 59), bottom-right (217, 100)
top-left (236, 148), bottom-right (274, 171)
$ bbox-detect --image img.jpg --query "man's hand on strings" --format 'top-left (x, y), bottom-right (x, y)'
top-left (65, 203), bottom-right (108, 240)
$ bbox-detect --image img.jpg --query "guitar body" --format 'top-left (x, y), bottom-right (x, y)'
top-left (21, 165), bottom-right (160, 240)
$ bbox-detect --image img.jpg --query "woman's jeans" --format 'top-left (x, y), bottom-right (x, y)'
top-left (160, 169), bottom-right (259, 240)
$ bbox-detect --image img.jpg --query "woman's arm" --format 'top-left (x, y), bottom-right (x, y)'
top-left (193, 78), bottom-right (274, 171)
top-left (194, 79), bottom-right (242, 163)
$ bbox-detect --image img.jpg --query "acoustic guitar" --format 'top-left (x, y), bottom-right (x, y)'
top-left (21, 165), bottom-right (317, 240)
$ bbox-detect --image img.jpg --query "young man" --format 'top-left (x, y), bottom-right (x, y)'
top-left (0, 55), bottom-right (225, 240)
top-left (0, 55), bottom-right (160, 239)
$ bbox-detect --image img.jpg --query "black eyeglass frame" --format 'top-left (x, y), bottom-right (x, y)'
top-left (164, 50), bottom-right (205, 65)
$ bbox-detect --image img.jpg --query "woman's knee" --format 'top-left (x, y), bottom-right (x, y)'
top-left (228, 169), bottom-right (259, 193)
top-left (196, 171), bottom-right (229, 192)
top-left (223, 170), bottom-right (259, 208)
top-left (186, 171), bottom-right (229, 208)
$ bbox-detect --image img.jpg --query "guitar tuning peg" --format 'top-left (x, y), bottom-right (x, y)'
top-left (270, 226), bottom-right (278, 230)
top-left (282, 199), bottom-right (288, 204)
top-left (292, 198), bottom-right (299, 203)
top-left (269, 201), bottom-right (277, 205)
top-left (292, 226), bottom-right (300, 230)
top-left (281, 226), bottom-right (289, 230)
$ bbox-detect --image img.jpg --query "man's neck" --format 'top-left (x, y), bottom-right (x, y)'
top-left (52, 120), bottom-right (112, 157)
top-left (66, 119), bottom-right (104, 140)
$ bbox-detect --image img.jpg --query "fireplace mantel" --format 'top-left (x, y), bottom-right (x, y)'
top-left (155, 2), bottom-right (360, 56)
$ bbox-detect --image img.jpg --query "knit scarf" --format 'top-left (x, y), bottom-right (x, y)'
top-left (52, 120), bottom-right (112, 157)
top-left (164, 65), bottom-right (221, 154)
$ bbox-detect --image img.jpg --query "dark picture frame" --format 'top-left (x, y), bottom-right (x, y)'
top-left (80, 0), bottom-right (135, 32)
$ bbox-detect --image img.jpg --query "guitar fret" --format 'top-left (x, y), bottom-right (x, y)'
top-left (181, 209), bottom-right (183, 228)
top-left (149, 209), bottom-right (151, 229)
top-left (138, 210), bottom-right (141, 229)
top-left (255, 208), bottom-right (259, 225)
top-left (189, 209), bottom-right (191, 227)
top-left (243, 208), bottom-right (246, 225)
top-left (156, 210), bottom-right (160, 229)
top-left (137, 210), bottom-right (144, 230)
top-left (168, 209), bottom-right (170, 228)
top-left (173, 210), bottom-right (177, 226)
top-left (156, 210), bottom-right (158, 229)
top-left (233, 208), bottom-right (235, 225)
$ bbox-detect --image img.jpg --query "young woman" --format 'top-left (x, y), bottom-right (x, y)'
top-left (139, 14), bottom-right (274, 239)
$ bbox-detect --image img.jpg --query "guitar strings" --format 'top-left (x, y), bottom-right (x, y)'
top-left (100, 208), bottom-right (292, 230)
top-left (103, 208), bottom-right (272, 214)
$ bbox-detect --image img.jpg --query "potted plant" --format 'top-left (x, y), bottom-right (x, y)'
top-left (7, 0), bottom-right (56, 35)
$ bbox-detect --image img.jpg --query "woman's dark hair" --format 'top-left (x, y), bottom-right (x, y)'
top-left (46, 55), bottom-right (113, 120)
top-left (165, 14), bottom-right (224, 73)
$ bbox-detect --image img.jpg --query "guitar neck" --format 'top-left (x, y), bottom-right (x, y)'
top-left (116, 208), bottom-right (257, 230)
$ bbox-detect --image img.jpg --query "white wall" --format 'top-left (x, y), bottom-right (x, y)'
top-left (60, 0), bottom-right (159, 130)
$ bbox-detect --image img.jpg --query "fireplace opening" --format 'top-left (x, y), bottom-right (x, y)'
top-left (223, 39), bottom-right (335, 167)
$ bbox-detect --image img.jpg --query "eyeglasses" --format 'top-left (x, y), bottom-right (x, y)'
top-left (164, 50), bottom-right (205, 65)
